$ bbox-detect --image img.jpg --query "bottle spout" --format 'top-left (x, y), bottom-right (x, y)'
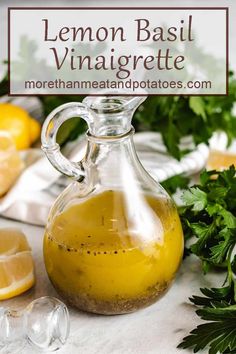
top-left (41, 96), bottom-right (146, 179)
top-left (83, 96), bottom-right (147, 137)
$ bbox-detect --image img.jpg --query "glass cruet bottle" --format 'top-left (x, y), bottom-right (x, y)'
top-left (41, 96), bottom-right (184, 315)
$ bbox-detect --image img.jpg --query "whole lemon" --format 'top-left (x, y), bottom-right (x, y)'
top-left (29, 116), bottom-right (41, 144)
top-left (0, 103), bottom-right (41, 150)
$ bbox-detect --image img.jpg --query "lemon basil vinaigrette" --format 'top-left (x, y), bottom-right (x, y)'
top-left (44, 190), bottom-right (183, 314)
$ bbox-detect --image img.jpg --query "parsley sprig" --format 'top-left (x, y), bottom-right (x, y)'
top-left (178, 166), bottom-right (236, 354)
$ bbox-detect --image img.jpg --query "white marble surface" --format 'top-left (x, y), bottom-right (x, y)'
top-left (0, 217), bottom-right (221, 354)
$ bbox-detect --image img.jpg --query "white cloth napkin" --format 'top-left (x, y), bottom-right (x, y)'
top-left (0, 132), bottom-right (211, 226)
top-left (0, 96), bottom-right (227, 226)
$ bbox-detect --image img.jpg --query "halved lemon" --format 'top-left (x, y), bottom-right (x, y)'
top-left (0, 228), bottom-right (35, 300)
top-left (0, 228), bottom-right (31, 256)
top-left (207, 149), bottom-right (236, 170)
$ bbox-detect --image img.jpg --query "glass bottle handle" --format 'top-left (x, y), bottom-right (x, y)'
top-left (41, 102), bottom-right (94, 180)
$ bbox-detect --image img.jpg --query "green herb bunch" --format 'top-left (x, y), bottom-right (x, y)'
top-left (179, 166), bottom-right (236, 354)
top-left (135, 72), bottom-right (236, 159)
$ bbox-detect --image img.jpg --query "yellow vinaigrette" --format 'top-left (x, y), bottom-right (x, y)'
top-left (44, 190), bottom-right (183, 314)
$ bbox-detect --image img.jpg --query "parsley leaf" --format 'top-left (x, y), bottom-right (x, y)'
top-left (179, 306), bottom-right (236, 354)
top-left (160, 174), bottom-right (190, 195)
top-left (182, 187), bottom-right (207, 211)
top-left (189, 96), bottom-right (207, 121)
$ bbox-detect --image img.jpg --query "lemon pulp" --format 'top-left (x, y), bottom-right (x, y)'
top-left (44, 190), bottom-right (183, 314)
top-left (0, 228), bottom-right (34, 300)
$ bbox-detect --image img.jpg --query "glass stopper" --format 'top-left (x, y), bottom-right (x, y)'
top-left (0, 296), bottom-right (70, 352)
